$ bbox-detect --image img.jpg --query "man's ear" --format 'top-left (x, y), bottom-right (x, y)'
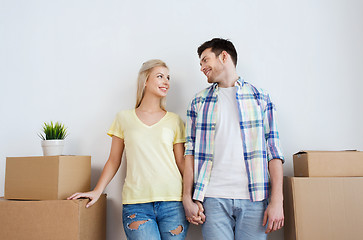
top-left (219, 51), bottom-right (229, 63)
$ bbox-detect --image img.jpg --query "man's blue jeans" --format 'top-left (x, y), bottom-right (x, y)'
top-left (202, 197), bottom-right (268, 240)
top-left (122, 201), bottom-right (189, 240)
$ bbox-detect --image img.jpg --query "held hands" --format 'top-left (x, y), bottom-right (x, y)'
top-left (262, 200), bottom-right (284, 233)
top-left (183, 198), bottom-right (206, 225)
top-left (67, 190), bottom-right (102, 208)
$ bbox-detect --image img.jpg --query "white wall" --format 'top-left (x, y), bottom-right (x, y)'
top-left (1, 0), bottom-right (362, 239)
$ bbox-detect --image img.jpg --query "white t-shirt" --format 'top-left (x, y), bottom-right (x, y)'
top-left (205, 86), bottom-right (250, 199)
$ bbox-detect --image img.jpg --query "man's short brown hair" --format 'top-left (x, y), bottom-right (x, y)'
top-left (197, 38), bottom-right (237, 66)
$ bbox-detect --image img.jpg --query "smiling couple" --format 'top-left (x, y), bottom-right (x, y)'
top-left (68, 38), bottom-right (285, 240)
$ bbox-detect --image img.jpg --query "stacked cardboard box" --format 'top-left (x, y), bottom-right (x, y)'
top-left (5, 155), bottom-right (91, 200)
top-left (0, 194), bottom-right (106, 240)
top-left (1, 155), bottom-right (106, 240)
top-left (284, 151), bottom-right (363, 240)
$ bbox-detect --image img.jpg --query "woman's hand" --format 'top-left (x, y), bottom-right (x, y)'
top-left (67, 190), bottom-right (102, 208)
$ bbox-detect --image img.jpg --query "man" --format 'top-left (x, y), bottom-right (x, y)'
top-left (183, 38), bottom-right (284, 240)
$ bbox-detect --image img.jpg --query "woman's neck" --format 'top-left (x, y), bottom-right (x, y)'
top-left (137, 94), bottom-right (164, 113)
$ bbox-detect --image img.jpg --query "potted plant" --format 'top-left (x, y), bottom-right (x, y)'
top-left (39, 121), bottom-right (68, 156)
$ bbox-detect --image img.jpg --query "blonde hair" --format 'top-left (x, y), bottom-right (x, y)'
top-left (135, 59), bottom-right (168, 110)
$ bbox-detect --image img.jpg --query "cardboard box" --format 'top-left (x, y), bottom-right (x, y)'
top-left (293, 150), bottom-right (363, 177)
top-left (0, 194), bottom-right (106, 240)
top-left (284, 177), bottom-right (363, 240)
top-left (5, 155), bottom-right (91, 200)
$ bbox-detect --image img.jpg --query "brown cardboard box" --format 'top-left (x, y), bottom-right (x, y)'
top-left (293, 150), bottom-right (363, 177)
top-left (283, 177), bottom-right (363, 240)
top-left (0, 194), bottom-right (106, 240)
top-left (5, 155), bottom-right (91, 200)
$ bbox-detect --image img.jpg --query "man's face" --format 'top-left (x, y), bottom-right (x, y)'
top-left (199, 48), bottom-right (224, 83)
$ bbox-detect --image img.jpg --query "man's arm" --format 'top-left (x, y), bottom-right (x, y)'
top-left (263, 158), bottom-right (284, 233)
top-left (261, 92), bottom-right (285, 233)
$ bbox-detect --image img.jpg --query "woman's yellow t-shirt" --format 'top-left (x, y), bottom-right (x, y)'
top-left (107, 109), bottom-right (185, 204)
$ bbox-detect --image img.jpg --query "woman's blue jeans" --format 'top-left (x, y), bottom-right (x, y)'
top-left (122, 201), bottom-right (189, 240)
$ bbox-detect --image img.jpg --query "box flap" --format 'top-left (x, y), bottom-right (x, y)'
top-left (294, 150), bottom-right (358, 156)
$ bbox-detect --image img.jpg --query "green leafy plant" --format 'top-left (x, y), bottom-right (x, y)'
top-left (39, 121), bottom-right (68, 140)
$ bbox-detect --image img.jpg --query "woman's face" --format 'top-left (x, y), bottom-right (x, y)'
top-left (144, 66), bottom-right (170, 98)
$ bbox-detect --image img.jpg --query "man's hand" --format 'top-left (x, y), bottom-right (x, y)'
top-left (183, 198), bottom-right (205, 225)
top-left (262, 200), bottom-right (284, 233)
top-left (264, 158), bottom-right (284, 233)
top-left (195, 201), bottom-right (206, 222)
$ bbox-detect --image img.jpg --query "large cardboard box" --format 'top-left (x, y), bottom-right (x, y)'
top-left (0, 194), bottom-right (106, 240)
top-left (283, 177), bottom-right (363, 240)
top-left (5, 155), bottom-right (91, 200)
top-left (293, 150), bottom-right (363, 177)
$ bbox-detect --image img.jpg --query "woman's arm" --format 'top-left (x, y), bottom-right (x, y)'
top-left (68, 136), bottom-right (124, 207)
top-left (182, 155), bottom-right (205, 225)
top-left (173, 142), bottom-right (185, 176)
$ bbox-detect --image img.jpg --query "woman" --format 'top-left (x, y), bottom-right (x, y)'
top-left (68, 59), bottom-right (189, 239)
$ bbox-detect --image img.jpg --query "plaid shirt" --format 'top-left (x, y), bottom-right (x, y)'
top-left (185, 78), bottom-right (284, 202)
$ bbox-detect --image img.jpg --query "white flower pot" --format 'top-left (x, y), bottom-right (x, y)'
top-left (41, 140), bottom-right (65, 156)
